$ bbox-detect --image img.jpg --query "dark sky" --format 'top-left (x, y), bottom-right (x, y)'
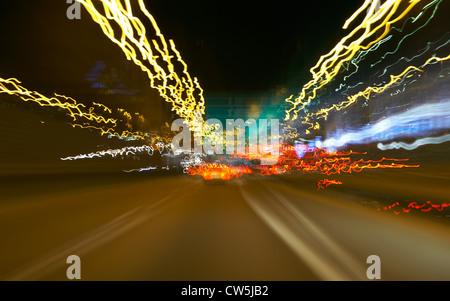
top-left (146, 0), bottom-right (364, 93)
top-left (0, 0), bottom-right (363, 101)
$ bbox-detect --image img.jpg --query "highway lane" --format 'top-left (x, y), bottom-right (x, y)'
top-left (243, 176), bottom-right (450, 280)
top-left (0, 174), bottom-right (316, 281)
top-left (1, 168), bottom-right (450, 281)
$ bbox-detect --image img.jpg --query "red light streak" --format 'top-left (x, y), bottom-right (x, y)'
top-left (317, 179), bottom-right (343, 190)
top-left (187, 143), bottom-right (419, 182)
top-left (187, 163), bottom-right (252, 181)
top-left (378, 201), bottom-right (450, 214)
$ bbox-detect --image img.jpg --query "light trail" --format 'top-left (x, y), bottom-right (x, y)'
top-left (69, 123), bottom-right (146, 141)
top-left (282, 0), bottom-right (449, 136)
top-left (378, 201), bottom-right (450, 214)
top-left (377, 32), bottom-right (450, 79)
top-left (0, 77), bottom-right (151, 141)
top-left (78, 0), bottom-right (205, 128)
top-left (339, 36), bottom-right (393, 87)
top-left (285, 0), bottom-right (425, 121)
top-left (188, 143), bottom-right (418, 182)
top-left (337, 0), bottom-right (442, 90)
top-left (61, 145), bottom-right (154, 161)
top-left (0, 77), bottom-right (115, 125)
top-left (293, 157), bottom-right (419, 176)
top-left (93, 102), bottom-right (113, 114)
top-left (282, 125), bottom-right (301, 140)
top-left (318, 100), bottom-right (450, 150)
top-left (377, 133), bottom-right (450, 151)
top-left (317, 179), bottom-right (343, 190)
top-left (124, 166), bottom-right (158, 173)
top-left (303, 53), bottom-right (450, 131)
top-left (187, 163), bottom-right (253, 181)
top-left (370, 0), bottom-right (443, 69)
top-left (180, 154), bottom-right (206, 173)
top-left (337, 81), bottom-right (365, 96)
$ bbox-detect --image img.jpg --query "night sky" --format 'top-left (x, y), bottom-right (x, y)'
top-left (146, 0), bottom-right (364, 93)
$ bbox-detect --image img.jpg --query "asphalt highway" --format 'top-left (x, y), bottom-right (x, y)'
top-left (1, 164), bottom-right (450, 281)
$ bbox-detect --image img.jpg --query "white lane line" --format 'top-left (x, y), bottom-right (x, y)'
top-left (266, 185), bottom-right (366, 280)
top-left (240, 186), bottom-right (350, 281)
top-left (240, 182), bottom-right (368, 281)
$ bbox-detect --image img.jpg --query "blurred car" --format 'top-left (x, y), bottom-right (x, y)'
top-left (202, 170), bottom-right (227, 184)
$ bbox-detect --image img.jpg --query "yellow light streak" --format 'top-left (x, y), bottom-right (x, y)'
top-left (301, 54), bottom-right (450, 128)
top-left (0, 77), bottom-right (112, 123)
top-left (343, 0), bottom-right (373, 30)
top-left (0, 77), bottom-right (147, 140)
top-left (69, 123), bottom-right (145, 140)
top-left (78, 0), bottom-right (205, 128)
top-left (285, 0), bottom-right (423, 121)
top-left (93, 102), bottom-right (112, 114)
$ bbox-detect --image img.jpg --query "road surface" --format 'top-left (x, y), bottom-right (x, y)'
top-left (1, 165), bottom-right (450, 281)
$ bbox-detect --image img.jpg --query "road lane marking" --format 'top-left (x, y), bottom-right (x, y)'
top-left (240, 183), bottom-right (365, 281)
top-left (266, 185), bottom-right (365, 280)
